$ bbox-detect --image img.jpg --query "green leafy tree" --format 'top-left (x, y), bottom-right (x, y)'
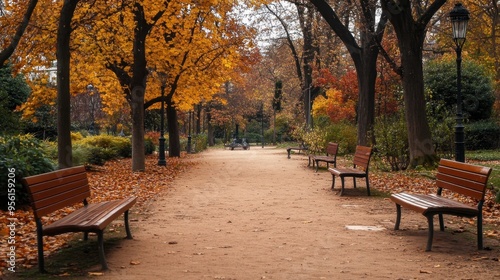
top-left (425, 59), bottom-right (495, 122)
top-left (0, 65), bottom-right (30, 134)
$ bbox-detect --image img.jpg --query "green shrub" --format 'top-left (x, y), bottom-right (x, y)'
top-left (0, 135), bottom-right (55, 209)
top-left (325, 122), bottom-right (357, 154)
top-left (374, 114), bottom-right (410, 171)
top-left (303, 128), bottom-right (328, 154)
top-left (425, 59), bottom-right (495, 122)
top-left (243, 132), bottom-right (262, 144)
top-left (72, 143), bottom-right (91, 166)
top-left (465, 121), bottom-right (500, 150)
top-left (193, 134), bottom-right (208, 153)
top-left (144, 137), bottom-right (155, 155)
top-left (427, 102), bottom-right (455, 158)
top-left (290, 122), bottom-right (357, 155)
top-left (77, 135), bottom-right (132, 158)
top-left (86, 146), bottom-right (117, 166)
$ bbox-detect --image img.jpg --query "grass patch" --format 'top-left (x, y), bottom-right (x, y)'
top-left (467, 150), bottom-right (500, 202)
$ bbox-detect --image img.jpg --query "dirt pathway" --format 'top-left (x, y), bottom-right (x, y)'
top-left (100, 147), bottom-right (499, 279)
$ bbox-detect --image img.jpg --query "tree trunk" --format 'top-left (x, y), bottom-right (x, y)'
top-left (382, 0), bottom-right (444, 166)
top-left (399, 32), bottom-right (437, 166)
top-left (207, 110), bottom-right (214, 146)
top-left (166, 100), bottom-right (181, 157)
top-left (130, 87), bottom-right (145, 171)
top-left (296, 3), bottom-right (320, 129)
top-left (356, 46), bottom-right (378, 146)
top-left (56, 0), bottom-right (79, 169)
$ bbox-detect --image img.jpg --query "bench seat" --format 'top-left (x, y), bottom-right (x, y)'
top-left (391, 193), bottom-right (478, 217)
top-left (43, 197), bottom-right (137, 236)
top-left (329, 167), bottom-right (367, 178)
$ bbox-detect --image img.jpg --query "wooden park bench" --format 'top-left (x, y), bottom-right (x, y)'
top-left (22, 166), bottom-right (137, 272)
top-left (309, 142), bottom-right (338, 172)
top-left (390, 159), bottom-right (492, 251)
top-left (286, 142), bottom-right (308, 159)
top-left (328, 145), bottom-right (373, 196)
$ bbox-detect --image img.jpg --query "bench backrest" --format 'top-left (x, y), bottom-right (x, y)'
top-left (325, 142), bottom-right (339, 156)
top-left (21, 166), bottom-right (90, 219)
top-left (353, 145), bottom-right (373, 171)
top-left (436, 159), bottom-right (492, 201)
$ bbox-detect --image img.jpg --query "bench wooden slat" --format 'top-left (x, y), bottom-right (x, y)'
top-left (390, 159), bottom-right (492, 251)
top-left (352, 146), bottom-right (371, 169)
top-left (391, 193), bottom-right (478, 216)
top-left (34, 189), bottom-right (91, 218)
top-left (44, 197), bottom-right (137, 235)
top-left (23, 166), bottom-right (87, 186)
top-left (30, 176), bottom-right (89, 200)
top-left (329, 167), bottom-right (366, 177)
top-left (436, 175), bottom-right (485, 200)
top-left (23, 167), bottom-right (92, 218)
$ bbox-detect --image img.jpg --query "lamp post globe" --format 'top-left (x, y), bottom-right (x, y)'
top-left (449, 3), bottom-right (469, 163)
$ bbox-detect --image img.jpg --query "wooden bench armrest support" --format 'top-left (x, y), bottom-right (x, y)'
top-left (389, 159), bottom-right (492, 251)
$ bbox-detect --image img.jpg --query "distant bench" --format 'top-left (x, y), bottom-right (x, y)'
top-left (390, 159), bottom-right (492, 251)
top-left (328, 145), bottom-right (373, 196)
top-left (22, 166), bottom-right (137, 272)
top-left (286, 143), bottom-right (308, 159)
top-left (309, 142), bottom-right (338, 172)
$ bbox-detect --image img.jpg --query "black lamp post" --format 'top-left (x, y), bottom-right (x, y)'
top-left (158, 75), bottom-right (167, 166)
top-left (187, 110), bottom-right (192, 153)
top-left (449, 3), bottom-right (470, 163)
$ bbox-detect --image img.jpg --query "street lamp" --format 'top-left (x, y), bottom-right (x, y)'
top-left (158, 73), bottom-right (167, 166)
top-left (449, 3), bottom-right (469, 163)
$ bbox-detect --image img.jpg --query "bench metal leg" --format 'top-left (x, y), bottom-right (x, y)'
top-left (36, 220), bottom-right (46, 273)
top-left (84, 232), bottom-right (89, 241)
top-left (353, 177), bottom-right (357, 188)
top-left (477, 205), bottom-right (484, 250)
top-left (365, 176), bottom-right (370, 196)
top-left (287, 149), bottom-right (291, 159)
top-left (124, 210), bottom-right (133, 239)
top-left (438, 214), bottom-right (444, 231)
top-left (331, 174), bottom-right (336, 190)
top-left (97, 231), bottom-right (109, 270)
top-left (315, 160), bottom-right (319, 172)
top-left (394, 204), bottom-right (401, 230)
top-left (426, 215), bottom-right (434, 251)
top-left (340, 177), bottom-right (345, 196)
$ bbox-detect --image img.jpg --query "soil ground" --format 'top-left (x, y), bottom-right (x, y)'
top-left (67, 147), bottom-right (500, 279)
